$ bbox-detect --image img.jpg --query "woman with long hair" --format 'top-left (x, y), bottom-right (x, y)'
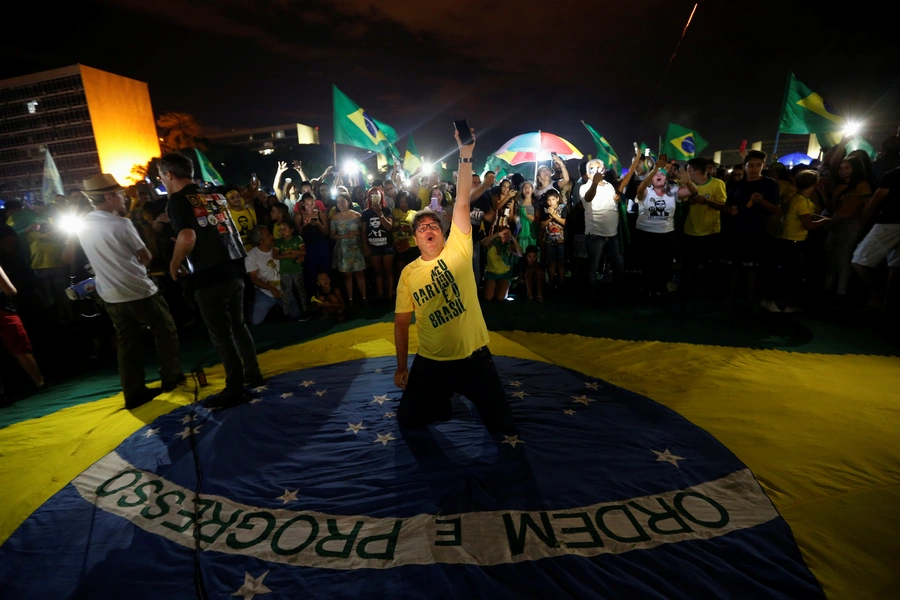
top-left (361, 187), bottom-right (395, 303)
top-left (633, 161), bottom-right (697, 297)
top-left (824, 156), bottom-right (872, 299)
top-left (330, 193), bottom-right (367, 307)
top-left (296, 193), bottom-right (331, 296)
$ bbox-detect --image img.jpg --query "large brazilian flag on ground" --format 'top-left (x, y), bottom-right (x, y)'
top-left (0, 296), bottom-right (898, 598)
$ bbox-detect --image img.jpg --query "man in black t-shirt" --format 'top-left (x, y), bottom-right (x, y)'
top-left (721, 150), bottom-right (781, 309)
top-left (852, 166), bottom-right (900, 311)
top-left (161, 153), bottom-right (263, 407)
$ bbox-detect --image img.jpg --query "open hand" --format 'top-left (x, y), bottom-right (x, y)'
top-left (276, 161), bottom-right (287, 173)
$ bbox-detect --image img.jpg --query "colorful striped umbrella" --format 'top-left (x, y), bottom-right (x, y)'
top-left (494, 131), bottom-right (583, 165)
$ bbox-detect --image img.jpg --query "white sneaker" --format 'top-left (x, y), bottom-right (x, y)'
top-left (760, 300), bottom-right (781, 313)
top-left (783, 306), bottom-right (803, 314)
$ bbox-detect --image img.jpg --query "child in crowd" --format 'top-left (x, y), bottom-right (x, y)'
top-left (541, 189), bottom-right (567, 290)
top-left (273, 220), bottom-right (309, 321)
top-left (523, 245), bottom-right (544, 302)
top-left (312, 272), bottom-right (345, 322)
top-left (481, 226), bottom-right (523, 301)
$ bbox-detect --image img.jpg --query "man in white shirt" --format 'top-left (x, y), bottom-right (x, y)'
top-left (580, 159), bottom-right (624, 301)
top-left (70, 174), bottom-right (183, 409)
top-left (244, 225), bottom-right (282, 325)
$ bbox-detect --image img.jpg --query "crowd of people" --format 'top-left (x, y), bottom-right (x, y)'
top-left (1, 128), bottom-right (899, 405)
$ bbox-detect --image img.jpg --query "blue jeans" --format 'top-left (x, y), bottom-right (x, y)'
top-left (587, 233), bottom-right (624, 297)
top-left (250, 290), bottom-right (279, 325)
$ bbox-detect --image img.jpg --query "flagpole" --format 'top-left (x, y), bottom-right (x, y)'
top-left (773, 71), bottom-right (792, 159)
top-left (535, 130), bottom-right (541, 184)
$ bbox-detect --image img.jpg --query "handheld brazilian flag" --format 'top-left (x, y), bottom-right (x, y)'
top-left (40, 147), bottom-right (64, 203)
top-left (639, 143), bottom-right (656, 160)
top-left (664, 123), bottom-right (708, 161)
top-left (582, 121), bottom-right (619, 169)
top-left (194, 148), bottom-right (223, 186)
top-left (333, 85), bottom-right (395, 153)
top-left (403, 135), bottom-right (421, 174)
top-left (778, 72), bottom-right (843, 135)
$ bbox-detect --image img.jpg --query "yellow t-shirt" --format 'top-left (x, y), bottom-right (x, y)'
top-left (832, 181), bottom-right (872, 219)
top-left (781, 193), bottom-right (814, 242)
top-left (28, 231), bottom-right (64, 269)
top-left (684, 177), bottom-right (727, 236)
top-left (227, 205), bottom-right (257, 250)
top-left (392, 208), bottom-right (417, 247)
top-left (395, 221), bottom-right (489, 361)
top-left (485, 240), bottom-right (511, 275)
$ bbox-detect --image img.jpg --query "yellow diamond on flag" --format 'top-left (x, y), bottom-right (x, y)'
top-left (796, 93), bottom-right (842, 124)
top-left (671, 132), bottom-right (697, 158)
top-left (347, 108), bottom-right (388, 147)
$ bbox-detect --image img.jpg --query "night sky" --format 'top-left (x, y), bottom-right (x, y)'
top-left (3, 0), bottom-right (898, 165)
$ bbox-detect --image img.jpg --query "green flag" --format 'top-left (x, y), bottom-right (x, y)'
top-left (194, 148), bottom-right (223, 186)
top-left (333, 85), bottom-right (394, 152)
top-left (403, 135), bottom-right (421, 174)
top-left (664, 123), bottom-right (708, 161)
top-left (581, 121), bottom-right (619, 168)
top-left (778, 72), bottom-right (843, 135)
top-left (845, 137), bottom-right (877, 160)
top-left (638, 143), bottom-right (656, 160)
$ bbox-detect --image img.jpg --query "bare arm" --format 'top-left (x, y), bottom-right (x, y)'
top-left (617, 151), bottom-right (643, 193)
top-left (452, 129), bottom-right (475, 234)
top-left (273, 161), bottom-right (287, 200)
top-left (861, 187), bottom-right (889, 224)
top-left (393, 311), bottom-right (413, 390)
top-left (0, 265), bottom-right (16, 297)
top-left (169, 228), bottom-right (196, 281)
top-left (553, 155), bottom-right (570, 186)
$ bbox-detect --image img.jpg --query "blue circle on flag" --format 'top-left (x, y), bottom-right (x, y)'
top-left (681, 136), bottom-right (695, 154)
top-left (0, 357), bottom-right (824, 599)
top-left (362, 111), bottom-right (378, 137)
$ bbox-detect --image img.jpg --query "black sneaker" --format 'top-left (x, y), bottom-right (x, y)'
top-left (245, 371), bottom-right (265, 388)
top-left (125, 388), bottom-right (162, 410)
top-left (162, 374), bottom-right (187, 392)
top-left (297, 312), bottom-right (311, 322)
top-left (206, 390), bottom-right (251, 410)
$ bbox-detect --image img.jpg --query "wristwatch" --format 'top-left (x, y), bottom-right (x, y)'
top-left (459, 157), bottom-right (472, 163)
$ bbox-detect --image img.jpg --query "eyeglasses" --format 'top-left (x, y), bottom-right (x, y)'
top-left (415, 222), bottom-right (441, 233)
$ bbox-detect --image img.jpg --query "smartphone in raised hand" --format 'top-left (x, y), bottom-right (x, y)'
top-left (454, 119), bottom-right (473, 145)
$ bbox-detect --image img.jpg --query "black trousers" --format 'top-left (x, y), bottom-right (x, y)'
top-left (635, 229), bottom-right (676, 294)
top-left (398, 346), bottom-right (514, 433)
top-left (194, 278), bottom-right (260, 396)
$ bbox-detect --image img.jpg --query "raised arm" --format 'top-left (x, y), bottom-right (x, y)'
top-left (452, 128), bottom-right (476, 234)
top-left (553, 155), bottom-right (570, 186)
top-left (273, 161), bottom-right (288, 200)
top-left (618, 148), bottom-right (643, 193)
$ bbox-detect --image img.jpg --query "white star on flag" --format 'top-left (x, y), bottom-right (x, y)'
top-left (374, 432), bottom-right (396, 446)
top-left (585, 382), bottom-right (599, 390)
top-left (280, 392), bottom-right (294, 398)
top-left (315, 389), bottom-right (327, 397)
top-left (232, 570), bottom-right (272, 599)
top-left (300, 380), bottom-right (315, 388)
top-left (181, 414), bottom-right (197, 424)
top-left (374, 368), bottom-right (383, 373)
top-left (142, 428), bottom-right (159, 438)
top-left (177, 426), bottom-right (201, 440)
top-left (508, 380), bottom-right (522, 387)
top-left (249, 398), bottom-right (263, 405)
top-left (276, 489), bottom-right (299, 505)
top-left (372, 394), bottom-right (390, 405)
top-left (502, 435), bottom-right (524, 448)
top-left (510, 391), bottom-right (527, 399)
top-left (563, 409), bottom-right (576, 415)
top-left (571, 395), bottom-right (595, 405)
top-left (252, 386), bottom-right (268, 393)
top-left (652, 449), bottom-right (686, 468)
top-left (347, 422), bottom-right (366, 434)
top-left (384, 412), bottom-right (395, 419)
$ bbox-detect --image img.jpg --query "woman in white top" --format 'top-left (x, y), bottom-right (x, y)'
top-left (634, 161), bottom-right (697, 296)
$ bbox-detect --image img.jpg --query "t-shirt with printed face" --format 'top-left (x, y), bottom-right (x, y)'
top-left (636, 186), bottom-right (679, 234)
top-left (362, 209), bottom-right (391, 249)
top-left (395, 221), bottom-right (489, 361)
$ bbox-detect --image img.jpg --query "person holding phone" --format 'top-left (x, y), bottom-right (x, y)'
top-left (393, 125), bottom-right (514, 434)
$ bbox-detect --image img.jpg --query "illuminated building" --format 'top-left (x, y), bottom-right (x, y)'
top-left (206, 124), bottom-right (320, 155)
top-left (0, 64), bottom-right (161, 200)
